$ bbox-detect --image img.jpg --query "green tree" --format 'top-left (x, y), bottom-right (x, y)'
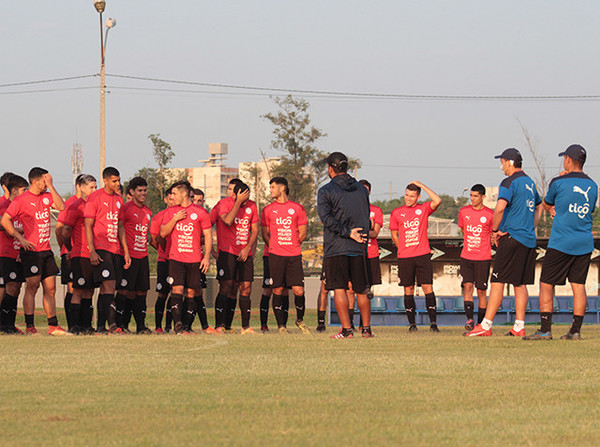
top-left (262, 95), bottom-right (361, 238)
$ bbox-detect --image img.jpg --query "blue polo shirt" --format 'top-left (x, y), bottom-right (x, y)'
top-left (498, 171), bottom-right (541, 248)
top-left (545, 171), bottom-right (597, 255)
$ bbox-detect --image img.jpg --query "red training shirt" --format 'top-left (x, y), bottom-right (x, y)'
top-left (216, 198), bottom-right (259, 256)
top-left (57, 195), bottom-right (78, 256)
top-left (367, 204), bottom-right (384, 259)
top-left (261, 200), bottom-right (307, 257)
top-left (59, 198), bottom-right (90, 258)
top-left (0, 197), bottom-right (21, 259)
top-left (150, 207), bottom-right (169, 262)
top-left (389, 202), bottom-right (435, 259)
top-left (119, 201), bottom-right (152, 259)
top-left (162, 203), bottom-right (211, 263)
top-left (83, 189), bottom-right (123, 254)
top-left (458, 205), bottom-right (494, 261)
top-left (5, 190), bottom-right (54, 252)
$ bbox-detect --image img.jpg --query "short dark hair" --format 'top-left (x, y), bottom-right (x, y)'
top-left (79, 174), bottom-right (96, 185)
top-left (406, 183), bottom-right (421, 194)
top-left (172, 180), bottom-right (192, 195)
top-left (193, 188), bottom-right (204, 197)
top-left (233, 182), bottom-right (250, 196)
top-left (128, 176), bottom-right (148, 191)
top-left (359, 179), bottom-right (371, 191)
top-left (165, 185), bottom-right (174, 195)
top-left (7, 175), bottom-right (28, 192)
top-left (471, 184), bottom-right (486, 195)
top-left (75, 174), bottom-right (85, 186)
top-left (0, 172), bottom-right (15, 187)
top-left (102, 166), bottom-right (120, 179)
top-left (229, 178), bottom-right (243, 186)
top-left (269, 177), bottom-right (289, 195)
top-left (513, 159), bottom-right (522, 169)
top-left (327, 152), bottom-right (349, 174)
top-left (28, 167), bottom-right (48, 183)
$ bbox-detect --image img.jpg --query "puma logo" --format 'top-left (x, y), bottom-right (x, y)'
top-left (525, 184), bottom-right (534, 195)
top-left (573, 185), bottom-right (591, 202)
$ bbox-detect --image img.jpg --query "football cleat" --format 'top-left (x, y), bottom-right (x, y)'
top-left (316, 324), bottom-right (326, 333)
top-left (240, 327), bottom-right (256, 335)
top-left (560, 332), bottom-right (582, 340)
top-left (464, 319), bottom-right (475, 331)
top-left (260, 325), bottom-right (269, 333)
top-left (330, 330), bottom-right (353, 339)
top-left (136, 327), bottom-right (152, 335)
top-left (408, 324), bottom-right (418, 332)
top-left (278, 327), bottom-right (290, 334)
top-left (48, 325), bottom-right (72, 336)
top-left (361, 327), bottom-right (374, 338)
top-left (465, 324), bottom-right (492, 337)
top-left (154, 328), bottom-right (164, 334)
top-left (203, 327), bottom-right (217, 334)
top-left (505, 328), bottom-right (525, 337)
top-left (295, 321), bottom-right (310, 334)
top-left (25, 327), bottom-right (39, 336)
top-left (523, 330), bottom-right (552, 341)
top-left (430, 324), bottom-right (440, 333)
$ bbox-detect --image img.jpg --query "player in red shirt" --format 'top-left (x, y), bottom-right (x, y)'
top-left (389, 181), bottom-right (442, 332)
top-left (84, 167), bottom-right (130, 334)
top-left (60, 174), bottom-right (97, 334)
top-left (1, 167), bottom-right (67, 335)
top-left (160, 181), bottom-right (212, 334)
top-left (150, 186), bottom-right (175, 333)
top-left (261, 177), bottom-right (309, 334)
top-left (54, 174), bottom-right (83, 331)
top-left (118, 177), bottom-right (153, 334)
top-left (458, 184), bottom-right (494, 331)
top-left (0, 172), bottom-right (15, 332)
top-left (0, 174), bottom-right (28, 334)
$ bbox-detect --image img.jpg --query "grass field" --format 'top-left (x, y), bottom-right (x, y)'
top-left (1, 310), bottom-right (600, 446)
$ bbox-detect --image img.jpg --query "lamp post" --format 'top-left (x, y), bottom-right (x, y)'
top-left (93, 0), bottom-right (116, 180)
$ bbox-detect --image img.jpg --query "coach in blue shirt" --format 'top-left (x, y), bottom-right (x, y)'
top-left (466, 148), bottom-right (542, 337)
top-left (524, 144), bottom-right (598, 341)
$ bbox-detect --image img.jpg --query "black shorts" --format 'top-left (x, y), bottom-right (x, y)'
top-left (20, 250), bottom-right (59, 279)
top-left (460, 258), bottom-right (491, 290)
top-left (540, 248), bottom-right (591, 286)
top-left (121, 257), bottom-right (150, 291)
top-left (169, 260), bottom-right (207, 290)
top-left (156, 260), bottom-right (171, 294)
top-left (60, 254), bottom-right (72, 285)
top-left (491, 235), bottom-right (536, 286)
top-left (72, 257), bottom-right (95, 290)
top-left (115, 254), bottom-right (126, 290)
top-left (323, 255), bottom-right (368, 293)
top-left (269, 254), bottom-right (304, 288)
top-left (92, 250), bottom-right (121, 284)
top-left (0, 257), bottom-right (24, 285)
top-left (262, 256), bottom-right (272, 289)
top-left (216, 251), bottom-right (254, 282)
top-left (367, 257), bottom-right (382, 286)
top-left (397, 254), bottom-right (433, 287)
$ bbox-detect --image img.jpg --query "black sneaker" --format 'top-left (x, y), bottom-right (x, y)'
top-left (316, 323), bottom-right (326, 333)
top-left (464, 319), bottom-right (475, 331)
top-left (560, 332), bottom-right (581, 340)
top-left (362, 327), bottom-right (374, 338)
top-left (408, 324), bottom-right (418, 332)
top-left (137, 327), bottom-right (152, 335)
top-left (430, 324), bottom-right (440, 333)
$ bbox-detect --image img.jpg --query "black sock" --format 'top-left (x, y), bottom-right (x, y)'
top-left (477, 307), bottom-right (487, 324)
top-left (295, 294), bottom-right (305, 322)
top-left (133, 295), bottom-right (147, 331)
top-left (425, 293), bottom-right (437, 324)
top-left (239, 295), bottom-right (251, 329)
top-left (272, 294), bottom-right (285, 327)
top-left (404, 295), bottom-right (416, 325)
top-left (81, 298), bottom-right (93, 329)
top-left (195, 295), bottom-right (209, 330)
top-left (170, 294), bottom-right (184, 331)
top-left (64, 292), bottom-right (73, 330)
top-left (571, 315), bottom-right (584, 334)
top-left (214, 294), bottom-right (226, 328)
top-left (155, 295), bottom-right (167, 329)
top-left (9, 294), bottom-right (17, 328)
top-left (282, 295), bottom-right (290, 327)
top-left (115, 293), bottom-right (127, 328)
top-left (165, 297), bottom-right (173, 330)
top-left (464, 301), bottom-right (474, 320)
top-left (97, 293), bottom-right (114, 330)
top-left (317, 310), bottom-right (326, 326)
top-left (48, 315), bottom-right (58, 327)
top-left (69, 303), bottom-right (81, 330)
top-left (183, 297), bottom-right (198, 330)
top-left (25, 314), bottom-right (35, 328)
top-left (107, 294), bottom-right (117, 328)
top-left (342, 327), bottom-right (353, 336)
top-left (225, 297), bottom-right (237, 329)
top-left (260, 294), bottom-right (270, 327)
top-left (348, 308), bottom-right (355, 327)
top-left (540, 312), bottom-right (553, 333)
top-left (0, 300), bottom-right (7, 329)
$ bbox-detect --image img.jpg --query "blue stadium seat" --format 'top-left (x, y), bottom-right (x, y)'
top-left (597, 298), bottom-right (600, 311)
top-left (553, 296), bottom-right (560, 313)
top-left (453, 297), bottom-right (464, 312)
top-left (371, 297), bottom-right (387, 312)
top-left (509, 298), bottom-right (531, 312)
top-left (395, 298), bottom-right (405, 312)
top-left (568, 297), bottom-right (589, 312)
top-left (436, 297), bottom-right (446, 312)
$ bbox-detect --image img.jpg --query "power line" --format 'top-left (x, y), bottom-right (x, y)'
top-left (0, 74), bottom-right (97, 88)
top-left (0, 86), bottom-right (96, 95)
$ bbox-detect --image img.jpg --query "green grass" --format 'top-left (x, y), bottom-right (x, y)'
top-left (1, 311), bottom-right (600, 446)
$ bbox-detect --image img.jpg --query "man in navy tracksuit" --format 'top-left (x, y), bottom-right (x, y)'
top-left (317, 152), bottom-right (372, 339)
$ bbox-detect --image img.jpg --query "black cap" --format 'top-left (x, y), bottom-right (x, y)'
top-left (559, 144), bottom-right (586, 163)
top-left (494, 148), bottom-right (522, 162)
top-left (325, 152), bottom-right (348, 171)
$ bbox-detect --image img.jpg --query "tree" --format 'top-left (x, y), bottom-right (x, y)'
top-left (262, 95), bottom-right (360, 238)
top-left (148, 133), bottom-right (175, 202)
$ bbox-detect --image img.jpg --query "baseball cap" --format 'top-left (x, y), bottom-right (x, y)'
top-left (494, 148), bottom-right (522, 162)
top-left (325, 152), bottom-right (348, 170)
top-left (558, 144), bottom-right (586, 163)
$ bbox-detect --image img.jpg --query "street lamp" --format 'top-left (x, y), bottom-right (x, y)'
top-left (93, 0), bottom-right (116, 180)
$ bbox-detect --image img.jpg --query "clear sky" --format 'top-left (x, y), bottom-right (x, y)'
top-left (2, 1), bottom-right (600, 199)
